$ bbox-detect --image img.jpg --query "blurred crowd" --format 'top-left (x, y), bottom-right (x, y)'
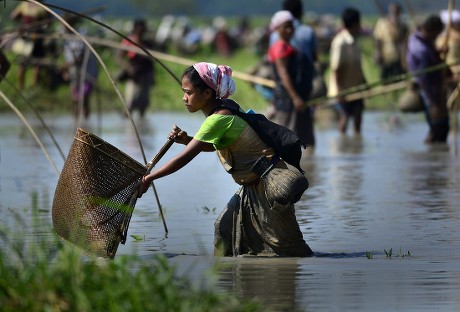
top-left (0, 0), bottom-right (458, 145)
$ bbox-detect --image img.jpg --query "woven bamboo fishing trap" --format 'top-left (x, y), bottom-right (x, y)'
top-left (52, 128), bottom-right (146, 259)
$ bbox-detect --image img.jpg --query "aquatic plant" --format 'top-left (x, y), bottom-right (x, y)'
top-left (396, 247), bottom-right (412, 258)
top-left (384, 248), bottom-right (393, 258)
top-left (130, 234), bottom-right (145, 241)
top-left (385, 247), bottom-right (412, 259)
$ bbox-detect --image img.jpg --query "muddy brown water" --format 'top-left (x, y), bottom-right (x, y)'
top-left (1, 110), bottom-right (460, 311)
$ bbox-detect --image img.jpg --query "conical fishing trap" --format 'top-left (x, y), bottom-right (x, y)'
top-left (52, 128), bottom-right (146, 259)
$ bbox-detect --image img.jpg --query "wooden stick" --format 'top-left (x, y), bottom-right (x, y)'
top-left (440, 0), bottom-right (455, 61)
top-left (128, 139), bottom-right (174, 235)
top-left (145, 139), bottom-right (175, 172)
top-left (146, 139), bottom-right (174, 234)
top-left (312, 80), bottom-right (408, 108)
top-left (77, 35), bottom-right (278, 88)
top-left (453, 101), bottom-right (458, 156)
top-left (447, 83), bottom-right (459, 156)
top-left (0, 89), bottom-right (60, 175)
top-left (443, 0), bottom-right (458, 156)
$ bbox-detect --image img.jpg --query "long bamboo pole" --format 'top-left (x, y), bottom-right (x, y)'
top-left (442, 0), bottom-right (458, 155)
top-left (2, 76), bottom-right (66, 161)
top-left (0, 89), bottom-right (60, 175)
top-left (35, 0), bottom-right (171, 234)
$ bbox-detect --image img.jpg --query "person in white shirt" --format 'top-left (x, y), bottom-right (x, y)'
top-left (328, 7), bottom-right (367, 135)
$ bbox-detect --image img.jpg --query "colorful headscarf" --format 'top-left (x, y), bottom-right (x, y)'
top-left (270, 10), bottom-right (294, 32)
top-left (192, 62), bottom-right (236, 99)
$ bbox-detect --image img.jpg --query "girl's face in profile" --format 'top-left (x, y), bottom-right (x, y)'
top-left (181, 75), bottom-right (211, 113)
top-left (277, 21), bottom-right (294, 41)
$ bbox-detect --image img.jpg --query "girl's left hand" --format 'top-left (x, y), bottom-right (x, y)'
top-left (169, 125), bottom-right (189, 145)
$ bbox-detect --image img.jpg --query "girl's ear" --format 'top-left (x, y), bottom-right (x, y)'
top-left (204, 88), bottom-right (214, 100)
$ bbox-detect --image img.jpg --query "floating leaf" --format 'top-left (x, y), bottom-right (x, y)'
top-left (130, 234), bottom-right (144, 241)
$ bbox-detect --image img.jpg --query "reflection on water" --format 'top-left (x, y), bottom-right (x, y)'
top-left (217, 257), bottom-right (303, 311)
top-left (1, 111), bottom-right (460, 311)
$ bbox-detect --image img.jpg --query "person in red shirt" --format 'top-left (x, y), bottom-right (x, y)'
top-left (268, 10), bottom-right (314, 150)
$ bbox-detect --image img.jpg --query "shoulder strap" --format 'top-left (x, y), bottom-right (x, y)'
top-left (221, 99), bottom-right (305, 173)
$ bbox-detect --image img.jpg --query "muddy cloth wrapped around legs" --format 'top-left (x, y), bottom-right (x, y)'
top-left (251, 155), bottom-right (309, 206)
top-left (214, 124), bottom-right (313, 257)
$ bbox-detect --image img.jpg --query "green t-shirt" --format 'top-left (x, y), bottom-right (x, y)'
top-left (194, 114), bottom-right (247, 150)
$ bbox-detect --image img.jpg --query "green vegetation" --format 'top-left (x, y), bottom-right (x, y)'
top-left (0, 245), bottom-right (262, 311)
top-left (0, 208), bottom-right (263, 312)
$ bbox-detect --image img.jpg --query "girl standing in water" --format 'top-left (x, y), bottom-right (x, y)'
top-left (137, 62), bottom-right (313, 257)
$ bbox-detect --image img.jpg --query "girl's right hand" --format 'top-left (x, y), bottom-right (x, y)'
top-left (137, 176), bottom-right (151, 198)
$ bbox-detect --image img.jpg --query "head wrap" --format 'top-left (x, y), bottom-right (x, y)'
top-left (440, 9), bottom-right (460, 25)
top-left (192, 62), bottom-right (236, 99)
top-left (270, 10), bottom-right (294, 32)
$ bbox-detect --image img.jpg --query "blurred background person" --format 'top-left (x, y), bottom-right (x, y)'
top-left (280, 0), bottom-right (317, 149)
top-left (407, 15), bottom-right (449, 144)
top-left (154, 15), bottom-right (175, 52)
top-left (212, 17), bottom-right (237, 57)
top-left (117, 19), bottom-right (155, 118)
top-left (373, 2), bottom-right (408, 81)
top-left (61, 15), bottom-right (99, 120)
top-left (328, 7), bottom-right (367, 136)
top-left (437, 9), bottom-right (460, 109)
top-left (10, 0), bottom-right (50, 90)
top-left (268, 10), bottom-right (314, 149)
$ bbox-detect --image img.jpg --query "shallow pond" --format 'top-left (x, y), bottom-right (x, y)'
top-left (1, 110), bottom-right (460, 311)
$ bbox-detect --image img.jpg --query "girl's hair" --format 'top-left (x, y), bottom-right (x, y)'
top-left (182, 66), bottom-right (217, 98)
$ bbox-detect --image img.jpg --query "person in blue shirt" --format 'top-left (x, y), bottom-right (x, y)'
top-left (406, 15), bottom-right (449, 143)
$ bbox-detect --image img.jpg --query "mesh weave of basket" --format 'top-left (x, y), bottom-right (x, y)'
top-left (52, 128), bottom-right (146, 259)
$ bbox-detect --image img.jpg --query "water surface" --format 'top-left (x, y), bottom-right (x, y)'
top-left (1, 110), bottom-right (459, 311)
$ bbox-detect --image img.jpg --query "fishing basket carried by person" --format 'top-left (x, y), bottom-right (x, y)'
top-left (397, 80), bottom-right (424, 113)
top-left (52, 128), bottom-right (172, 259)
top-left (222, 99), bottom-right (309, 206)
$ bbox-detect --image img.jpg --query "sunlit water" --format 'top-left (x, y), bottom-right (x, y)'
top-left (1, 110), bottom-right (460, 311)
